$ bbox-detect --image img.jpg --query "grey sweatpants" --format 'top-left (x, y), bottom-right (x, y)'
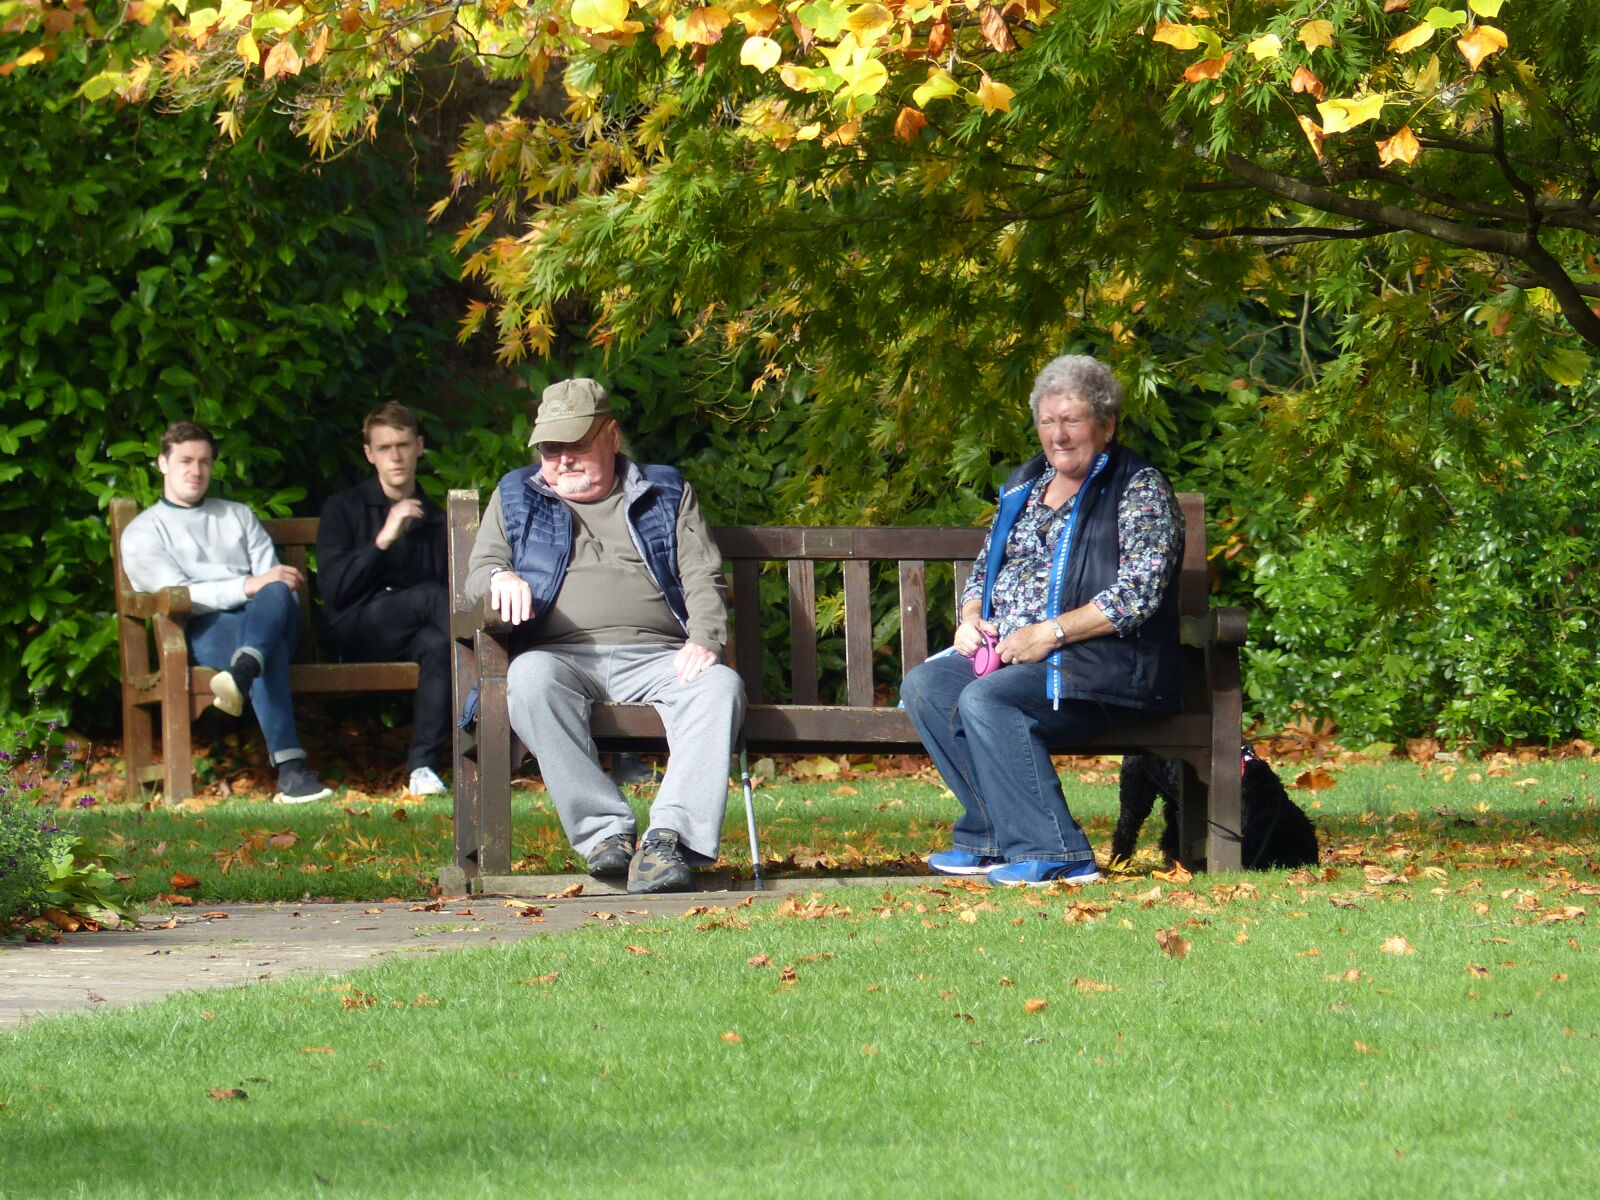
top-left (505, 643), bottom-right (745, 863)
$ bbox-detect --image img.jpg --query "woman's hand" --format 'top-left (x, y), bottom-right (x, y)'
top-left (954, 615), bottom-right (998, 658)
top-left (995, 621), bottom-right (1060, 666)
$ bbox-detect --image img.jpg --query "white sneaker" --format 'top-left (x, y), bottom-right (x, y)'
top-left (408, 766), bottom-right (448, 796)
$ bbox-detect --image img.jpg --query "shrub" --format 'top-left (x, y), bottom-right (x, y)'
top-left (0, 697), bottom-right (124, 931)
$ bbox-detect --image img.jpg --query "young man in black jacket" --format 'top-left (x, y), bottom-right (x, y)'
top-left (317, 403), bottom-right (450, 795)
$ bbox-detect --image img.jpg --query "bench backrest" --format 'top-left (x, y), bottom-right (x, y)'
top-left (444, 491), bottom-right (1209, 710)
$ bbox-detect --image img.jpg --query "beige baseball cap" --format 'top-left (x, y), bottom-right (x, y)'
top-left (528, 378), bottom-right (612, 446)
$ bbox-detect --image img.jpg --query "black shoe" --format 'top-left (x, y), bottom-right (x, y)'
top-left (626, 829), bottom-right (694, 894)
top-left (586, 832), bottom-right (635, 878)
top-left (274, 759), bottom-right (332, 805)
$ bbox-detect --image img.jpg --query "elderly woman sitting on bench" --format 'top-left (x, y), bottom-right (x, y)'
top-left (901, 354), bottom-right (1184, 886)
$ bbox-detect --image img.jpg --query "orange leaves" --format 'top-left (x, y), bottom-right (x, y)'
top-left (1155, 928), bottom-right (1191, 959)
top-left (170, 872), bottom-right (200, 890)
top-left (773, 892), bottom-right (851, 921)
top-left (894, 106), bottom-right (927, 143)
top-left (978, 6), bottom-right (1016, 54)
top-left (1182, 54), bottom-right (1231, 83)
top-left (1377, 126), bottom-right (1421, 167)
top-left (1072, 977), bottom-right (1116, 994)
top-left (1295, 767), bottom-right (1337, 791)
top-left (1297, 115), bottom-right (1325, 158)
top-left (1291, 66), bottom-right (1325, 101)
top-left (261, 39), bottom-right (303, 83)
top-left (1380, 935), bottom-right (1417, 955)
top-left (1456, 24), bottom-right (1506, 71)
top-left (683, 6), bottom-right (732, 46)
top-left (1022, 998), bottom-right (1048, 1013)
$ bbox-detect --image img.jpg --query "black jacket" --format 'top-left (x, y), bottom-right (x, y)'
top-left (316, 476), bottom-right (446, 633)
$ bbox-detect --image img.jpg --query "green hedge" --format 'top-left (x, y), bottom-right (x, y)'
top-left (0, 54), bottom-right (491, 725)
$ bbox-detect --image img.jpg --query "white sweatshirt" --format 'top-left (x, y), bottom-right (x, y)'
top-left (120, 498), bottom-right (278, 614)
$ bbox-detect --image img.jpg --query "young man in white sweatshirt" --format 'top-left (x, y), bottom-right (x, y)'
top-left (120, 420), bottom-right (332, 803)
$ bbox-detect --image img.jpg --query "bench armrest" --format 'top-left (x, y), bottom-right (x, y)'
top-left (450, 597), bottom-right (520, 642)
top-left (1180, 606), bottom-right (1248, 650)
top-left (123, 586), bottom-right (193, 621)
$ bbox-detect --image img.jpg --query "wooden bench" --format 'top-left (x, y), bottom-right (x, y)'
top-left (445, 490), bottom-right (1248, 886)
top-left (110, 498), bottom-right (419, 802)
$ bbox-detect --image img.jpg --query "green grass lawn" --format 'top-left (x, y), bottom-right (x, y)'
top-left (66, 754), bottom-right (1600, 906)
top-left (2, 862), bottom-right (1597, 1197)
top-left (4, 755), bottom-right (1598, 1196)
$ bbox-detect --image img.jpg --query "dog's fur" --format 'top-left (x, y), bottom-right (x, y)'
top-left (1111, 748), bottom-right (1319, 870)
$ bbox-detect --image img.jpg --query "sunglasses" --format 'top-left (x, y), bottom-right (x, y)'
top-left (537, 424), bottom-right (607, 459)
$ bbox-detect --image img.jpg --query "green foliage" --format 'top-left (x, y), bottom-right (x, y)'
top-left (1241, 387), bottom-right (1600, 746)
top-left (0, 697), bottom-right (127, 929)
top-left (39, 833), bottom-right (128, 928)
top-left (0, 36), bottom-right (489, 724)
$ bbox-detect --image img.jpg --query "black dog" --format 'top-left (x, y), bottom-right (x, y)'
top-left (1111, 747), bottom-right (1319, 870)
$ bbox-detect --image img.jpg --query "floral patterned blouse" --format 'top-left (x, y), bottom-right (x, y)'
top-left (961, 465), bottom-right (1183, 639)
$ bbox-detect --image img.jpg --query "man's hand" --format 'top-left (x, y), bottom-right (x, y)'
top-left (375, 498), bottom-right (424, 550)
top-left (674, 641), bottom-right (718, 683)
top-left (243, 565), bottom-right (304, 596)
top-left (489, 569), bottom-right (534, 625)
top-left (953, 615), bottom-right (999, 658)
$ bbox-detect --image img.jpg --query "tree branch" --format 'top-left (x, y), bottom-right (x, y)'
top-left (1191, 224), bottom-right (1394, 245)
top-left (1220, 152), bottom-right (1600, 350)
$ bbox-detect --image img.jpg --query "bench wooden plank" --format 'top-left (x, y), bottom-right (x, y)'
top-left (898, 560), bottom-right (928, 675)
top-left (787, 560), bottom-right (819, 705)
top-left (730, 558), bottom-right (763, 704)
top-left (842, 559), bottom-right (873, 706)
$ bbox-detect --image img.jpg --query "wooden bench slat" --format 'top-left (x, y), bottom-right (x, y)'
top-left (787, 560), bottom-right (819, 705)
top-left (730, 559), bottom-right (764, 704)
top-left (711, 526), bottom-right (986, 559)
top-left (842, 559), bottom-right (873, 707)
top-left (898, 560), bottom-right (928, 674)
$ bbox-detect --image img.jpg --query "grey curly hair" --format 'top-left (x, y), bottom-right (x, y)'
top-left (1027, 355), bottom-right (1123, 427)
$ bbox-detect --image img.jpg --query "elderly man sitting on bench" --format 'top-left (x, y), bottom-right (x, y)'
top-left (464, 379), bottom-right (744, 894)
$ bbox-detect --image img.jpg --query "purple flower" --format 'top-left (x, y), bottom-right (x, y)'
top-left (77, 795), bottom-right (98, 809)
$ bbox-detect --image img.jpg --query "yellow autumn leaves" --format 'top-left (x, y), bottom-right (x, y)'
top-left (1155, 2), bottom-right (1515, 170)
top-left (566, 1), bottom-right (1027, 141)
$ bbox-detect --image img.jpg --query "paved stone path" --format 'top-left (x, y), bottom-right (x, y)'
top-left (0, 875), bottom-right (903, 1028)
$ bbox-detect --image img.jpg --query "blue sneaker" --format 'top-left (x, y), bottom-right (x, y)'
top-left (928, 849), bottom-right (1005, 876)
top-left (988, 860), bottom-right (1101, 887)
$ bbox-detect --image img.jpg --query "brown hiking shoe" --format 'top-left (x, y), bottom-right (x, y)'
top-left (626, 829), bottom-right (694, 894)
top-left (586, 833), bottom-right (635, 878)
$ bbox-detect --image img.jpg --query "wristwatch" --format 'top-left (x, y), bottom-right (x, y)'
top-left (1050, 619), bottom-right (1066, 645)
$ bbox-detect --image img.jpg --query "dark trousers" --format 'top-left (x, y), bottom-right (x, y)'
top-left (327, 582), bottom-right (450, 772)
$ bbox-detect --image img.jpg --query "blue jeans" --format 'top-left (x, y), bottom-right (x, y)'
top-left (186, 582), bottom-right (305, 765)
top-left (901, 651), bottom-right (1140, 863)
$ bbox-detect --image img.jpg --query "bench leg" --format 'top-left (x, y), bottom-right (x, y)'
top-left (152, 616), bottom-right (195, 804)
top-left (1206, 741), bottom-right (1243, 872)
top-left (1176, 759), bottom-right (1209, 871)
top-left (477, 638), bottom-right (513, 878)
